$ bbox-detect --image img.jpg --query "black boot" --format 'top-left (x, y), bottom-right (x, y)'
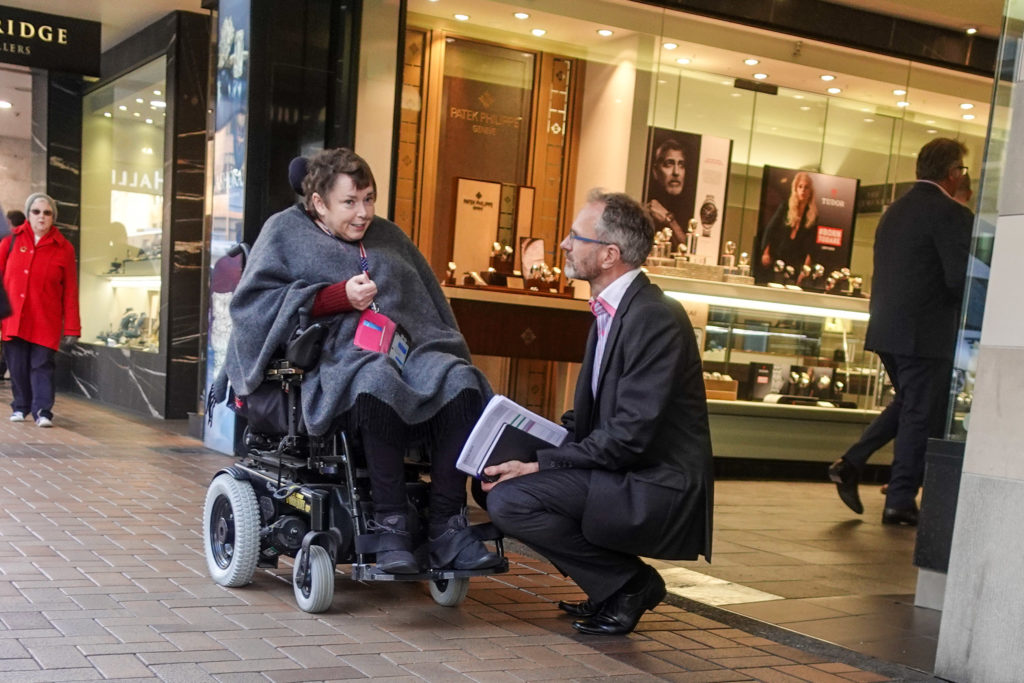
top-left (428, 511), bottom-right (501, 570)
top-left (370, 512), bottom-right (419, 574)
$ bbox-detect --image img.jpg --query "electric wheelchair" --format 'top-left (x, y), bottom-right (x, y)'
top-left (202, 245), bottom-right (507, 613)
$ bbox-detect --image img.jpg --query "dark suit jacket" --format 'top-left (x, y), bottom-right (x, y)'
top-left (537, 272), bottom-right (714, 561)
top-left (865, 182), bottom-right (972, 359)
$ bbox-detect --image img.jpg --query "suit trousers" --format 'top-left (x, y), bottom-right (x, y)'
top-left (3, 337), bottom-right (55, 420)
top-left (849, 352), bottom-right (951, 510)
top-left (486, 468), bottom-right (645, 603)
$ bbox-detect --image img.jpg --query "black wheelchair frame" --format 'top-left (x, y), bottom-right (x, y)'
top-left (202, 244), bottom-right (507, 613)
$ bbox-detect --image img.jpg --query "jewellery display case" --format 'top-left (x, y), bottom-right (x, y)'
top-left (649, 274), bottom-right (892, 463)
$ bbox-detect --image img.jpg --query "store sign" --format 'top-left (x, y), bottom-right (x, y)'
top-left (0, 5), bottom-right (101, 76)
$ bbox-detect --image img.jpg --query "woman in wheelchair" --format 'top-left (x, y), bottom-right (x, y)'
top-left (222, 148), bottom-right (500, 575)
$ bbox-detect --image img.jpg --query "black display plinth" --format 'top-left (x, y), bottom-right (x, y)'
top-left (913, 438), bottom-right (965, 573)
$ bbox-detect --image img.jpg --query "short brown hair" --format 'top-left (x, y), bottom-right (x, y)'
top-left (302, 148), bottom-right (376, 212)
top-left (916, 138), bottom-right (967, 182)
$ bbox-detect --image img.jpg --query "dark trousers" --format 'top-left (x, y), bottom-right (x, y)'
top-left (843, 352), bottom-right (952, 510)
top-left (4, 337), bottom-right (56, 420)
top-left (361, 421), bottom-right (472, 524)
top-left (486, 469), bottom-right (645, 603)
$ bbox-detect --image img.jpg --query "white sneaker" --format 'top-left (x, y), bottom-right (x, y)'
top-left (36, 416), bottom-right (53, 428)
top-left (9, 411), bottom-right (25, 422)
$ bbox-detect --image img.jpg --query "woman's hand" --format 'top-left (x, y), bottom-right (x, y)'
top-left (480, 459), bottom-right (540, 491)
top-left (761, 246), bottom-right (772, 267)
top-left (346, 272), bottom-right (378, 310)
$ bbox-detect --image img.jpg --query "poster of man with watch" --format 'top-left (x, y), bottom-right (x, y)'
top-left (643, 126), bottom-right (732, 264)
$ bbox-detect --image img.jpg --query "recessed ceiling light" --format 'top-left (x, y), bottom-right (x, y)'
top-left (141, 147), bottom-right (153, 154)
top-left (744, 58), bottom-right (759, 66)
top-left (675, 57), bottom-right (691, 65)
top-left (135, 98), bottom-right (144, 103)
top-left (153, 89), bottom-right (162, 95)
top-left (0, 100), bottom-right (11, 109)
top-left (118, 105), bottom-right (127, 111)
top-left (820, 74), bottom-right (835, 81)
top-left (730, 93), bottom-right (742, 98)
top-left (966, 27), bottom-right (978, 35)
top-left (897, 101), bottom-right (910, 107)
top-left (793, 95), bottom-right (804, 100)
top-left (864, 117), bottom-right (874, 122)
top-left (531, 28), bottom-right (546, 36)
top-left (597, 29), bottom-right (613, 37)
top-left (753, 73), bottom-right (768, 80)
top-left (133, 112), bottom-right (140, 117)
top-left (827, 87), bottom-right (841, 94)
top-left (150, 100), bottom-right (166, 108)
top-left (145, 118), bottom-right (153, 124)
top-left (927, 128), bottom-right (938, 133)
top-left (662, 42), bottom-right (678, 50)
top-left (799, 106), bottom-right (811, 111)
top-left (103, 111), bottom-right (111, 117)
top-left (893, 88), bottom-right (907, 96)
top-left (963, 113), bottom-right (976, 120)
top-left (514, 12), bottom-right (529, 19)
top-left (453, 13), bottom-right (469, 21)
top-left (925, 119), bottom-right (936, 124)
top-left (960, 103), bottom-right (975, 110)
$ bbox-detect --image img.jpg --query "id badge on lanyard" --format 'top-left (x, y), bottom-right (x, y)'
top-left (349, 241), bottom-right (412, 369)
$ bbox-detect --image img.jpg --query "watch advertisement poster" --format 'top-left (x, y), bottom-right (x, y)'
top-left (643, 127), bottom-right (732, 264)
top-left (753, 166), bottom-right (859, 286)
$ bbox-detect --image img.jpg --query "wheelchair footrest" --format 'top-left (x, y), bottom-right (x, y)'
top-left (349, 558), bottom-right (509, 582)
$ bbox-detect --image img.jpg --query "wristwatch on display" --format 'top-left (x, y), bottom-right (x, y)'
top-left (699, 194), bottom-right (718, 237)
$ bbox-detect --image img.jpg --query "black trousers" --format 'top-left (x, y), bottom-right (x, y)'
top-left (843, 352), bottom-right (952, 510)
top-left (486, 469), bottom-right (645, 603)
top-left (361, 421), bottom-right (472, 524)
top-left (4, 337), bottom-right (56, 420)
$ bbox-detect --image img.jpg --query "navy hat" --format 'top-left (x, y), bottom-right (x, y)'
top-left (288, 156), bottom-right (308, 195)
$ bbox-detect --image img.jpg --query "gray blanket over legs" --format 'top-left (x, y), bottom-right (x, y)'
top-left (222, 205), bottom-right (492, 439)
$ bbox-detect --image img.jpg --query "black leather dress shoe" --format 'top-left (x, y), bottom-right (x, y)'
top-left (828, 458), bottom-right (863, 514)
top-left (572, 566), bottom-right (666, 636)
top-left (557, 598), bottom-right (603, 618)
top-left (882, 506), bottom-right (918, 526)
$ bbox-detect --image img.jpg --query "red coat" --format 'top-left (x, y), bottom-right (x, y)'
top-left (0, 223), bottom-right (81, 350)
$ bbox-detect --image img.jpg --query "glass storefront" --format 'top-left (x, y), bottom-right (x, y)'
top-left (399, 0), bottom-right (993, 420)
top-left (80, 57), bottom-right (166, 353)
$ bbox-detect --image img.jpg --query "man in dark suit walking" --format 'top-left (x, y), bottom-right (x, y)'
top-left (828, 138), bottom-right (973, 525)
top-left (484, 189), bottom-right (713, 635)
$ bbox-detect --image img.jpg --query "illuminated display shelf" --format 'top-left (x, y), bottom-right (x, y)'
top-left (647, 274), bottom-right (869, 322)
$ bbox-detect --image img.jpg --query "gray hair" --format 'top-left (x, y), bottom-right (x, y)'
top-left (588, 189), bottom-right (654, 267)
top-left (24, 192), bottom-right (57, 221)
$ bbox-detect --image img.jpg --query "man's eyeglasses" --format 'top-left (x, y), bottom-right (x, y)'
top-left (955, 165), bottom-right (969, 174)
top-left (30, 209), bottom-right (53, 216)
top-left (568, 230), bottom-right (611, 246)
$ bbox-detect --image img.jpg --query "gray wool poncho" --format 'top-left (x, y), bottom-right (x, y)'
top-left (222, 205), bottom-right (492, 439)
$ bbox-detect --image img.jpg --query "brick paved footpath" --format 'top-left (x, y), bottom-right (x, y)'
top-left (0, 390), bottom-right (905, 682)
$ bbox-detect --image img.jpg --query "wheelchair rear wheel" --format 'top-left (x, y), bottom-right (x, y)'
top-left (292, 544), bottom-right (335, 613)
top-left (429, 577), bottom-right (470, 607)
top-left (204, 474), bottom-right (260, 587)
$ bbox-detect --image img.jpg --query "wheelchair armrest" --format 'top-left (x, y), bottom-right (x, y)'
top-left (286, 322), bottom-right (328, 371)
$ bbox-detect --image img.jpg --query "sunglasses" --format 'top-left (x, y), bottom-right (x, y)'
top-left (30, 209), bottom-right (53, 216)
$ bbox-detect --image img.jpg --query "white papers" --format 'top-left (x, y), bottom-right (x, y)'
top-left (456, 394), bottom-right (568, 477)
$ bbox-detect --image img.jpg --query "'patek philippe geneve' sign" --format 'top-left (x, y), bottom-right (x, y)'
top-left (0, 5), bottom-right (100, 76)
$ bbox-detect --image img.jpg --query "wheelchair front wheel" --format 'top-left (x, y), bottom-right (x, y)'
top-left (293, 544), bottom-right (335, 613)
top-left (429, 577), bottom-right (470, 607)
top-left (204, 474), bottom-right (260, 587)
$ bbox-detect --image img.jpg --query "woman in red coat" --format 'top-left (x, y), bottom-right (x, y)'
top-left (0, 193), bottom-right (80, 427)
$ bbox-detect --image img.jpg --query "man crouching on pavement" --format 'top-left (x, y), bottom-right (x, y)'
top-left (484, 189), bottom-right (714, 635)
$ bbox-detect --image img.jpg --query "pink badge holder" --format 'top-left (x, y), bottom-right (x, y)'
top-left (353, 306), bottom-right (411, 370)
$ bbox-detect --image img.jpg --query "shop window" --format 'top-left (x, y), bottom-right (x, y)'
top-left (80, 57), bottom-right (166, 352)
